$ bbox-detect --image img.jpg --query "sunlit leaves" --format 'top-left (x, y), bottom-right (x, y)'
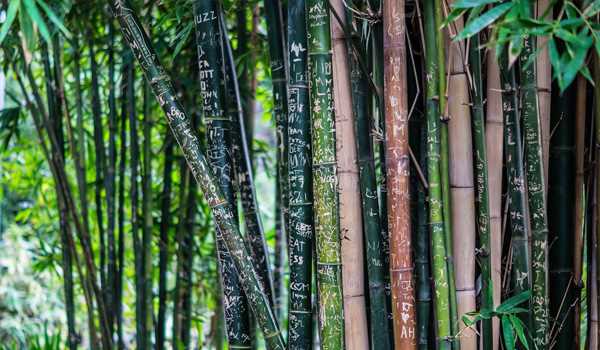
top-left (0, 0), bottom-right (20, 45)
top-left (455, 2), bottom-right (515, 40)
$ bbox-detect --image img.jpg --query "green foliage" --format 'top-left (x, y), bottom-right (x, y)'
top-left (445, 0), bottom-right (600, 90)
top-left (461, 290), bottom-right (532, 350)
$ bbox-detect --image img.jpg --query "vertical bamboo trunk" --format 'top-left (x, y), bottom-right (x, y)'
top-left (383, 0), bottom-right (416, 347)
top-left (446, 12), bottom-right (476, 350)
top-left (469, 33), bottom-right (493, 350)
top-left (573, 75), bottom-right (587, 345)
top-left (287, 1), bottom-right (314, 348)
top-left (520, 32), bottom-right (548, 348)
top-left (306, 0), bottom-right (345, 347)
top-left (113, 2), bottom-right (285, 348)
top-left (548, 82), bottom-right (576, 350)
top-left (499, 51), bottom-right (531, 298)
top-left (536, 0), bottom-right (552, 189)
top-left (193, 2), bottom-right (251, 348)
top-left (591, 174), bottom-right (598, 349)
top-left (350, 1), bottom-right (393, 347)
top-left (330, 1), bottom-right (369, 348)
top-left (424, 0), bottom-right (452, 348)
top-left (485, 50), bottom-right (503, 350)
top-left (595, 54), bottom-right (600, 350)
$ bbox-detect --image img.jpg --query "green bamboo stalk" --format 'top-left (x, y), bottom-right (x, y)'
top-left (349, 2), bottom-right (392, 347)
top-left (468, 33), bottom-right (493, 349)
top-left (548, 75), bottom-right (576, 350)
top-left (264, 0), bottom-right (289, 315)
top-left (433, 1), bottom-right (459, 342)
top-left (192, 2), bottom-right (251, 348)
top-left (520, 31), bottom-right (548, 348)
top-left (424, 0), bottom-right (452, 348)
top-left (306, 0), bottom-right (345, 348)
top-left (142, 81), bottom-right (154, 348)
top-left (498, 52), bottom-right (531, 297)
top-left (287, 1), bottom-right (314, 348)
top-left (112, 1), bottom-right (285, 348)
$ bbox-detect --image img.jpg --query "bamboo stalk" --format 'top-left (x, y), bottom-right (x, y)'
top-left (382, 0), bottom-right (417, 347)
top-left (287, 1), bottom-right (314, 348)
top-left (350, 1), bottom-right (393, 347)
top-left (113, 2), bottom-right (285, 348)
top-left (330, 1), bottom-right (369, 348)
top-left (595, 53), bottom-right (600, 350)
top-left (590, 172), bottom-right (598, 349)
top-left (142, 81), bottom-right (154, 349)
top-left (536, 0), bottom-right (552, 189)
top-left (520, 30), bottom-right (548, 348)
top-left (306, 0), bottom-right (345, 347)
top-left (468, 33), bottom-right (493, 350)
top-left (446, 11), bottom-right (477, 350)
top-left (424, 0), bottom-right (452, 348)
top-left (192, 2), bottom-right (251, 348)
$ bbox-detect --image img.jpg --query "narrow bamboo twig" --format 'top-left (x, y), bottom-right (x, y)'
top-left (424, 0), bottom-right (452, 348)
top-left (112, 1), bottom-right (285, 348)
top-left (383, 0), bottom-right (417, 347)
top-left (520, 29), bottom-right (549, 348)
top-left (306, 0), bottom-right (345, 347)
top-left (287, 1), bottom-right (314, 348)
top-left (468, 33), bottom-right (493, 350)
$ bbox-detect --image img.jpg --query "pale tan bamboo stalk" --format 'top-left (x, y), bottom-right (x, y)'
top-left (485, 49), bottom-right (503, 350)
top-left (573, 75), bottom-right (586, 343)
top-left (446, 14), bottom-right (476, 350)
top-left (330, 1), bottom-right (369, 348)
top-left (536, 0), bottom-right (552, 190)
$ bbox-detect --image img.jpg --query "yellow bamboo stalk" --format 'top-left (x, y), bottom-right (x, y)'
top-left (330, 1), bottom-right (369, 348)
top-left (485, 49), bottom-right (503, 350)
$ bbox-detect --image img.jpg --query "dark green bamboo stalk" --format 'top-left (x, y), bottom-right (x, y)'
top-left (499, 52), bottom-right (531, 296)
top-left (193, 2), bottom-right (251, 348)
top-left (306, 0), bottom-right (345, 348)
top-left (156, 131), bottom-right (174, 350)
top-left (221, 12), bottom-right (275, 306)
top-left (113, 1), bottom-right (285, 346)
top-left (424, 0), bottom-right (451, 348)
top-left (287, 0), bottom-right (314, 348)
top-left (349, 2), bottom-right (391, 347)
top-left (548, 78), bottom-right (576, 350)
top-left (520, 31), bottom-right (548, 348)
top-left (468, 33), bottom-right (493, 349)
top-left (265, 0), bottom-right (289, 315)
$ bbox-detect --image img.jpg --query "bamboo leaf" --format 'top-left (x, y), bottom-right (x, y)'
top-left (23, 0), bottom-right (50, 44)
top-left (583, 0), bottom-right (600, 16)
top-left (509, 314), bottom-right (529, 350)
top-left (442, 8), bottom-right (467, 27)
top-left (496, 290), bottom-right (531, 313)
top-left (456, 2), bottom-right (514, 41)
top-left (451, 0), bottom-right (500, 9)
top-left (35, 0), bottom-right (71, 38)
top-left (0, 0), bottom-right (20, 45)
top-left (19, 3), bottom-right (35, 52)
top-left (502, 315), bottom-right (516, 350)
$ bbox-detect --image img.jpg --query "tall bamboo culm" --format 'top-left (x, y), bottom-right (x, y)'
top-left (424, 0), bottom-right (452, 348)
top-left (383, 0), bottom-right (416, 347)
top-left (330, 1), bottom-right (369, 348)
top-left (536, 0), bottom-right (552, 188)
top-left (287, 1), bottom-right (314, 348)
top-left (446, 10), bottom-right (477, 350)
top-left (306, 0), bottom-right (345, 347)
top-left (485, 50), bottom-right (503, 350)
top-left (112, 2), bottom-right (285, 348)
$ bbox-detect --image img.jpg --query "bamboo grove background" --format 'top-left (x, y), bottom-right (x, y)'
top-left (0, 0), bottom-right (599, 349)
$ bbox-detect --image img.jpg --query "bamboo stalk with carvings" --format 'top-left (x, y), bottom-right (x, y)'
top-left (485, 50), bottom-right (503, 350)
top-left (424, 0), bottom-right (452, 348)
top-left (306, 0), bottom-right (345, 347)
top-left (520, 30), bottom-right (548, 348)
top-left (112, 1), bottom-right (285, 348)
top-left (536, 0), bottom-right (552, 186)
top-left (192, 2), bottom-right (252, 348)
top-left (383, 0), bottom-right (416, 347)
top-left (446, 11), bottom-right (476, 350)
top-left (330, 1), bottom-right (369, 348)
top-left (287, 0), bottom-right (314, 348)
top-left (499, 52), bottom-right (531, 297)
top-left (468, 32), bottom-right (493, 350)
top-left (350, 1), bottom-right (392, 347)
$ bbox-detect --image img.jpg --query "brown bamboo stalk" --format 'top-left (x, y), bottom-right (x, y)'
top-left (573, 75), bottom-right (586, 342)
top-left (446, 15), bottom-right (476, 349)
top-left (536, 0), bottom-right (552, 189)
top-left (383, 0), bottom-right (417, 347)
top-left (485, 49), bottom-right (503, 350)
top-left (330, 1), bottom-right (369, 348)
